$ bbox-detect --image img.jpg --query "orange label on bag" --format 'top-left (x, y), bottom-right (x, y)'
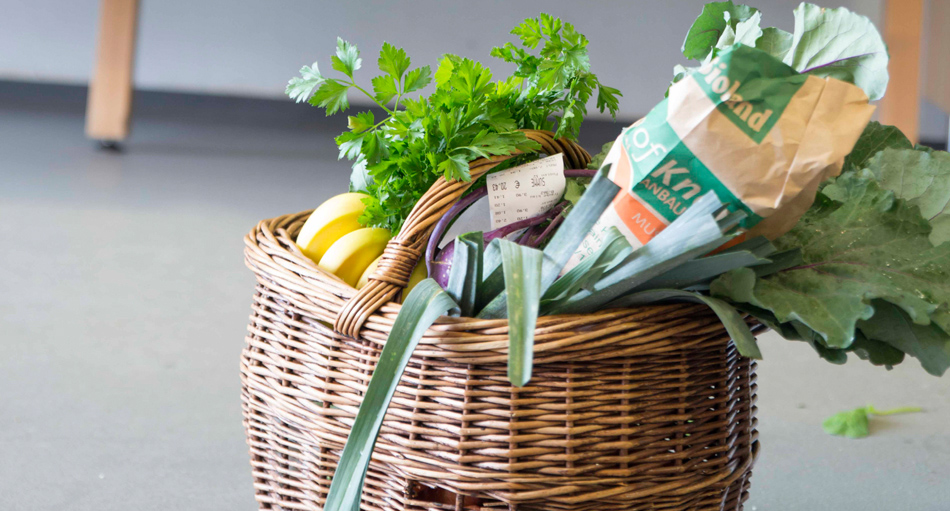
top-left (609, 147), bottom-right (666, 245)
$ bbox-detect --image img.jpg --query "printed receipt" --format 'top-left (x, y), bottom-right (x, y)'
top-left (487, 154), bottom-right (565, 230)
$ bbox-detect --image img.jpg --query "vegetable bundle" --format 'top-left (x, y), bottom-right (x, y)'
top-left (286, 3), bottom-right (950, 508)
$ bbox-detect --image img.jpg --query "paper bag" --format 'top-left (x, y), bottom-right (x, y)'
top-left (566, 44), bottom-right (875, 270)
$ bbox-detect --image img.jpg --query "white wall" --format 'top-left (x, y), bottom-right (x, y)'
top-left (8, 0), bottom-right (933, 134)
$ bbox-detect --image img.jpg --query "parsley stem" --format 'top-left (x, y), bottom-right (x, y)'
top-left (351, 81), bottom-right (394, 115)
top-left (867, 405), bottom-right (923, 416)
top-left (368, 117), bottom-right (389, 133)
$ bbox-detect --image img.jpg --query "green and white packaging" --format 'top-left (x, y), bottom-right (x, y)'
top-left (566, 44), bottom-right (874, 270)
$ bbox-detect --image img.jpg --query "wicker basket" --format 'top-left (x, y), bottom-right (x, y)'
top-left (241, 130), bottom-right (759, 511)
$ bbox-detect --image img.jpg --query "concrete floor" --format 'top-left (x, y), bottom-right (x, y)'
top-left (2, 91), bottom-right (949, 510)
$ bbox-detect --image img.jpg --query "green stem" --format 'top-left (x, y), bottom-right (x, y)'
top-left (351, 81), bottom-right (394, 115)
top-left (867, 405), bottom-right (923, 416)
top-left (363, 117), bottom-right (389, 137)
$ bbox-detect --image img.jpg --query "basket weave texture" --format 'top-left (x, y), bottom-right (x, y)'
top-left (241, 131), bottom-right (759, 511)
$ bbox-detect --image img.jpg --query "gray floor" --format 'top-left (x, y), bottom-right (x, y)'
top-left (2, 92), bottom-right (949, 511)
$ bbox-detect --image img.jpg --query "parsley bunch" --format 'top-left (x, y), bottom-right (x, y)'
top-left (287, 14), bottom-right (621, 233)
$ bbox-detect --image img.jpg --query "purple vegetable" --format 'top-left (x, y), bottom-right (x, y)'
top-left (564, 168), bottom-right (598, 178)
top-left (425, 168), bottom-right (594, 287)
top-left (426, 186), bottom-right (487, 278)
top-left (430, 211), bottom-right (556, 287)
top-left (518, 201), bottom-right (568, 247)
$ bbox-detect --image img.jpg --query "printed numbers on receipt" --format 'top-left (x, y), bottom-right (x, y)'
top-left (487, 154), bottom-right (566, 230)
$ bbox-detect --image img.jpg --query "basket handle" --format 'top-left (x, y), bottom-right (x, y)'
top-left (333, 130), bottom-right (591, 337)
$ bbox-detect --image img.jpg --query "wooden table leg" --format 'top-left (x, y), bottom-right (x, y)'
top-left (85, 0), bottom-right (140, 145)
top-left (878, 0), bottom-right (924, 143)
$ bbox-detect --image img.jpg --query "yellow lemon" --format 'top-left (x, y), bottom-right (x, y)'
top-left (295, 192), bottom-right (369, 263)
top-left (319, 227), bottom-right (391, 287)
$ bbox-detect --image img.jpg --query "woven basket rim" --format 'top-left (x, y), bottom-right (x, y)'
top-left (245, 210), bottom-right (736, 354)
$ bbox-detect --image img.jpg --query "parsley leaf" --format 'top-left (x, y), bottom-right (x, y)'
top-left (288, 15), bottom-right (620, 232)
top-left (331, 37), bottom-right (361, 78)
top-left (492, 14), bottom-right (621, 139)
top-left (286, 62), bottom-right (324, 103)
top-left (823, 405), bottom-right (922, 438)
top-left (309, 79), bottom-right (351, 115)
top-left (378, 42), bottom-right (410, 81)
top-left (512, 17), bottom-right (543, 48)
top-left (347, 111), bottom-right (375, 133)
top-left (335, 131), bottom-right (364, 160)
top-left (438, 152), bottom-right (470, 181)
top-left (433, 56), bottom-right (456, 87)
top-left (403, 66), bottom-right (432, 94)
top-left (371, 75), bottom-right (398, 104)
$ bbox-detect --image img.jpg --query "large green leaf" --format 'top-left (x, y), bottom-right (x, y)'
top-left (745, 248), bottom-right (802, 278)
top-left (681, 3), bottom-right (889, 101)
top-left (715, 10), bottom-right (763, 50)
top-left (731, 301), bottom-right (903, 368)
top-left (498, 240), bottom-right (544, 387)
top-left (446, 232), bottom-right (484, 317)
top-left (842, 122), bottom-right (913, 173)
top-left (681, 1), bottom-right (760, 60)
top-left (587, 141), bottom-right (614, 170)
top-left (323, 280), bottom-right (457, 511)
top-left (675, 4), bottom-right (774, 82)
top-left (858, 301), bottom-right (950, 376)
top-left (712, 171), bottom-right (950, 348)
top-left (862, 148), bottom-right (950, 246)
top-left (783, 4), bottom-right (889, 100)
top-left (608, 289), bottom-right (761, 359)
top-left (849, 332), bottom-right (906, 368)
top-left (756, 27), bottom-right (793, 62)
top-left (796, 321), bottom-right (905, 368)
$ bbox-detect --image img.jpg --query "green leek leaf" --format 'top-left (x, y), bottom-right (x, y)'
top-left (498, 240), bottom-right (544, 386)
top-left (324, 280), bottom-right (457, 511)
top-left (637, 238), bottom-right (776, 291)
top-left (553, 193), bottom-right (736, 314)
top-left (608, 289), bottom-right (761, 359)
top-left (446, 232), bottom-right (484, 317)
top-left (477, 165), bottom-right (620, 318)
top-left (540, 226), bottom-right (631, 313)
